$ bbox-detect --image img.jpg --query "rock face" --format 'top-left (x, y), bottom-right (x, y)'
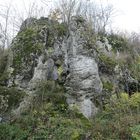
top-left (24, 17), bottom-right (102, 118)
top-left (6, 17), bottom-right (136, 119)
top-left (66, 55), bottom-right (102, 117)
top-left (6, 17), bottom-right (140, 119)
top-left (6, 17), bottom-right (103, 118)
top-left (62, 18), bottom-right (103, 117)
top-left (7, 18), bottom-right (102, 118)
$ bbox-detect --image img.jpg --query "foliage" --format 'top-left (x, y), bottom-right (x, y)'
top-left (0, 72), bottom-right (9, 86)
top-left (99, 53), bottom-right (117, 73)
top-left (91, 92), bottom-right (140, 139)
top-left (131, 124), bottom-right (140, 140)
top-left (129, 56), bottom-right (140, 80)
top-left (107, 33), bottom-right (129, 52)
top-left (0, 53), bottom-right (8, 76)
top-left (1, 15), bottom-right (140, 140)
top-left (102, 81), bottom-right (114, 92)
top-left (35, 80), bottom-right (67, 107)
top-left (58, 66), bottom-right (63, 77)
top-left (29, 103), bottom-right (90, 140)
top-left (0, 81), bottom-right (91, 140)
top-left (12, 28), bottom-right (43, 74)
top-left (0, 86), bottom-right (25, 112)
top-left (1, 86), bottom-right (140, 140)
top-left (11, 102), bottom-right (91, 140)
top-left (54, 23), bottom-right (67, 37)
top-left (105, 93), bottom-right (140, 114)
top-left (0, 52), bottom-right (9, 86)
top-left (0, 124), bottom-right (28, 140)
top-left (75, 16), bottom-right (85, 25)
top-left (12, 18), bottom-right (67, 76)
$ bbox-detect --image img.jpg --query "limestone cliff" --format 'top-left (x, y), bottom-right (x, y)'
top-left (1, 16), bottom-right (140, 119)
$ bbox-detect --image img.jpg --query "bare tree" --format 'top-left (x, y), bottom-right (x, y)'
top-left (0, 2), bottom-right (12, 50)
top-left (54, 0), bottom-right (84, 25)
top-left (52, 0), bottom-right (115, 34)
top-left (83, 1), bottom-right (115, 34)
top-left (57, 0), bottom-right (76, 23)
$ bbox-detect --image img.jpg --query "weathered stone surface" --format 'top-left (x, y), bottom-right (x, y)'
top-left (96, 38), bottom-right (112, 56)
top-left (0, 33), bottom-right (4, 49)
top-left (16, 17), bottom-right (103, 118)
top-left (62, 17), bottom-right (103, 118)
top-left (122, 69), bottom-right (140, 94)
top-left (0, 117), bottom-right (2, 123)
top-left (3, 17), bottom-right (140, 120)
top-left (66, 55), bottom-right (102, 95)
top-left (29, 56), bottom-right (59, 89)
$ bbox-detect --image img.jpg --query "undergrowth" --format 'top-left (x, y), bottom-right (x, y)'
top-left (0, 81), bottom-right (140, 140)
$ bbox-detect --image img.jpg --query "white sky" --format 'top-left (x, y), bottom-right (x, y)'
top-left (109, 0), bottom-right (140, 33)
top-left (0, 0), bottom-right (140, 33)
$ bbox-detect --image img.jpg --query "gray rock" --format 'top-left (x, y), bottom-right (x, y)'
top-left (20, 18), bottom-right (36, 30)
top-left (0, 117), bottom-right (2, 123)
top-left (0, 33), bottom-right (4, 48)
top-left (63, 18), bottom-right (103, 118)
top-left (52, 66), bottom-right (58, 80)
top-left (10, 17), bottom-right (103, 118)
top-left (96, 37), bottom-right (112, 56)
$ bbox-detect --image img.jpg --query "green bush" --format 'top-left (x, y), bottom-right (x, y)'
top-left (0, 72), bottom-right (9, 86)
top-left (2, 92), bottom-right (91, 140)
top-left (105, 93), bottom-right (140, 114)
top-left (0, 54), bottom-right (8, 76)
top-left (1, 90), bottom-right (140, 140)
top-left (0, 86), bottom-right (25, 112)
top-left (54, 23), bottom-right (67, 37)
top-left (99, 53), bottom-right (117, 73)
top-left (35, 80), bottom-right (66, 106)
top-left (1, 79), bottom-right (91, 140)
top-left (13, 101), bottom-right (91, 140)
top-left (0, 52), bottom-right (9, 86)
top-left (131, 124), bottom-right (140, 140)
top-left (107, 33), bottom-right (128, 52)
top-left (129, 56), bottom-right (140, 80)
top-left (102, 81), bottom-right (114, 92)
top-left (91, 92), bottom-right (140, 139)
top-left (0, 123), bottom-right (28, 140)
top-left (12, 28), bottom-right (43, 73)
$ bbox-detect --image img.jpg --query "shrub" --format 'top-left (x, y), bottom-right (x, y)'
top-left (0, 86), bottom-right (25, 113)
top-left (54, 23), bottom-right (67, 37)
top-left (0, 124), bottom-right (28, 140)
top-left (99, 53), bottom-right (117, 74)
top-left (104, 93), bottom-right (140, 115)
top-left (12, 28), bottom-right (43, 74)
top-left (102, 81), bottom-right (114, 92)
top-left (35, 80), bottom-right (66, 105)
top-left (107, 33), bottom-right (129, 52)
top-left (91, 92), bottom-right (140, 139)
top-left (0, 53), bottom-right (8, 76)
top-left (0, 51), bottom-right (9, 86)
top-left (131, 124), bottom-right (140, 140)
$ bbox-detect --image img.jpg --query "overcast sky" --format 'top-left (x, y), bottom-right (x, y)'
top-left (0, 0), bottom-right (140, 33)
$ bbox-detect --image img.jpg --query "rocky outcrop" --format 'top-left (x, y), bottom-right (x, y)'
top-left (3, 17), bottom-right (139, 119)
top-left (62, 18), bottom-right (103, 117)
top-left (7, 17), bottom-right (103, 118)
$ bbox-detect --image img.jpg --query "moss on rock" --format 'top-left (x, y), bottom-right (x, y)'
top-left (12, 18), bottom-right (67, 79)
top-left (12, 28), bottom-right (43, 74)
